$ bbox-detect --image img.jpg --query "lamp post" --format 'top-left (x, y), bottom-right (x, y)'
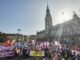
top-left (17, 29), bottom-right (21, 34)
top-left (17, 29), bottom-right (21, 42)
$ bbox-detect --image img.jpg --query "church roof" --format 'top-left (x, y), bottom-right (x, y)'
top-left (37, 10), bottom-right (80, 37)
top-left (37, 30), bottom-right (45, 34)
top-left (52, 12), bottom-right (80, 36)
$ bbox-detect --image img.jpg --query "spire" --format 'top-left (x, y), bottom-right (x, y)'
top-left (46, 0), bottom-right (50, 14)
top-left (46, 4), bottom-right (51, 18)
top-left (73, 11), bottom-right (79, 19)
top-left (46, 4), bottom-right (50, 12)
top-left (45, 4), bottom-right (52, 30)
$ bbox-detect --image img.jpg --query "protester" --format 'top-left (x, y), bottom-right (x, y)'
top-left (11, 41), bottom-right (80, 60)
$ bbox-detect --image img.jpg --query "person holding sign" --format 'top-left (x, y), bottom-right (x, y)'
top-left (30, 49), bottom-right (44, 57)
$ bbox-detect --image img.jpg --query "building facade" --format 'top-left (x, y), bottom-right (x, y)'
top-left (6, 34), bottom-right (29, 42)
top-left (37, 6), bottom-right (80, 45)
top-left (0, 32), bottom-right (29, 42)
top-left (37, 5), bottom-right (53, 41)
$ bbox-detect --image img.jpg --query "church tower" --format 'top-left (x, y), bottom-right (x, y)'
top-left (45, 5), bottom-right (53, 41)
top-left (45, 5), bottom-right (53, 30)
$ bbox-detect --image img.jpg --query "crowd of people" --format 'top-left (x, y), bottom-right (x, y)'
top-left (14, 41), bottom-right (80, 60)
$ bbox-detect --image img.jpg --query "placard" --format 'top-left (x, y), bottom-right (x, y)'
top-left (30, 51), bottom-right (44, 57)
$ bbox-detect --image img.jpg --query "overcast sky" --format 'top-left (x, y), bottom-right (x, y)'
top-left (0, 0), bottom-right (80, 35)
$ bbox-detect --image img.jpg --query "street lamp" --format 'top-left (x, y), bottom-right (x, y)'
top-left (17, 29), bottom-right (21, 34)
top-left (17, 29), bottom-right (21, 42)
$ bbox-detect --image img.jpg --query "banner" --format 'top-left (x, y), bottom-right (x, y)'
top-left (30, 51), bottom-right (44, 57)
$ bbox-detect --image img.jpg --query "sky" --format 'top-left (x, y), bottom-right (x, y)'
top-left (0, 0), bottom-right (80, 35)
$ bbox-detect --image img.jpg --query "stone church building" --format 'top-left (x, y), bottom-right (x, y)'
top-left (37, 5), bottom-right (80, 45)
